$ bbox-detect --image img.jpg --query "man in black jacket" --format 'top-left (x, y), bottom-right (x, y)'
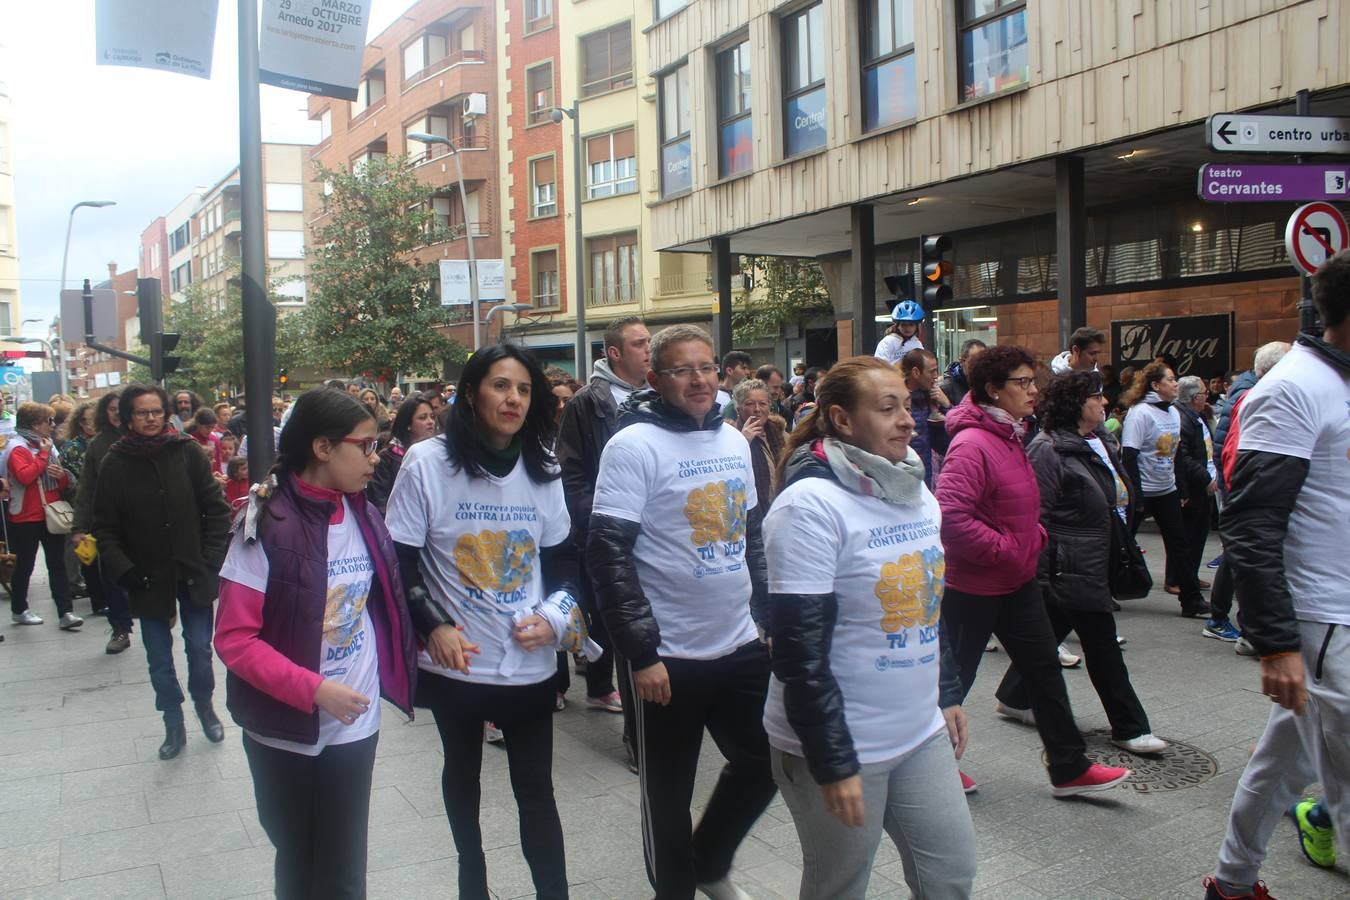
top-left (1204, 252), bottom-right (1350, 900)
top-left (588, 325), bottom-right (775, 900)
top-left (555, 315), bottom-right (650, 768)
top-left (1167, 376), bottom-right (1217, 597)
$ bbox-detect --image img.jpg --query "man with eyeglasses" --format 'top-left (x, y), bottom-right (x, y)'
top-left (91, 384), bottom-right (232, 761)
top-left (588, 324), bottom-right (775, 900)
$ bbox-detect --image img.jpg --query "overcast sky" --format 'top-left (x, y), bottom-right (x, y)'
top-left (2, 0), bottom-right (408, 335)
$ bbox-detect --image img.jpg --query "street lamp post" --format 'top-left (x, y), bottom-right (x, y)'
top-left (550, 103), bottom-right (588, 378)
top-left (407, 132), bottom-right (481, 351)
top-left (57, 200), bottom-right (116, 397)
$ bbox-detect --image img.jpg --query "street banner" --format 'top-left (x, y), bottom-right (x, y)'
top-left (1198, 164), bottom-right (1349, 202)
top-left (259, 0), bottom-right (372, 101)
top-left (1111, 314), bottom-right (1233, 378)
top-left (60, 289), bottom-right (119, 346)
top-left (440, 260), bottom-right (507, 306)
top-left (94, 0), bottom-right (219, 79)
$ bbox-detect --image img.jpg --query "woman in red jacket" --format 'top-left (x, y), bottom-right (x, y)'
top-left (936, 345), bottom-right (1129, 799)
top-left (7, 402), bottom-right (81, 630)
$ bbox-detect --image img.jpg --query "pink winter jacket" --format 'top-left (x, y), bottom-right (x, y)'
top-left (935, 397), bottom-right (1047, 596)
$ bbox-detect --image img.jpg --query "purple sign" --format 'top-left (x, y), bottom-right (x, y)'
top-left (1198, 163), bottom-right (1349, 202)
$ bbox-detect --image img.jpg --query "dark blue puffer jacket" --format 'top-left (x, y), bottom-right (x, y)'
top-left (1212, 369), bottom-right (1256, 465)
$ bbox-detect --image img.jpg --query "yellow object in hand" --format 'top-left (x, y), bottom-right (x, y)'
top-left (74, 534), bottom-right (97, 565)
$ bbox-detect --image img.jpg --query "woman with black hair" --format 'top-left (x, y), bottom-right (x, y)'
top-left (385, 343), bottom-right (577, 900)
top-left (72, 390), bottom-right (135, 651)
top-left (365, 391), bottom-right (439, 515)
top-left (214, 388), bottom-right (416, 898)
top-left (91, 384), bottom-right (232, 759)
top-left (991, 372), bottom-right (1166, 755)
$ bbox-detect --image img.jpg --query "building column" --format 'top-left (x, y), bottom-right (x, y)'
top-left (712, 237), bottom-right (734, 357)
top-left (1055, 156), bottom-right (1086, 345)
top-left (851, 205), bottom-right (877, 356)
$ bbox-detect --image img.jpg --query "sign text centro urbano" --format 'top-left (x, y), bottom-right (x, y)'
top-left (1198, 164), bottom-right (1349, 202)
top-left (1207, 113), bottom-right (1350, 154)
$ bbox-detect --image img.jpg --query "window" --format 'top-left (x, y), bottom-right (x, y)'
top-left (170, 261), bottom-right (193, 293)
top-left (405, 112), bottom-right (450, 158)
top-left (403, 28), bottom-right (449, 82)
top-left (659, 64), bottom-right (692, 197)
top-left (352, 69), bottom-right (385, 117)
top-left (170, 221), bottom-right (191, 254)
top-left (430, 189), bottom-right (480, 234)
top-left (266, 183), bottom-right (304, 212)
top-left (0, 206), bottom-right (11, 252)
top-left (530, 156), bottom-right (557, 217)
top-left (717, 41), bottom-right (753, 177)
top-left (0, 292), bottom-right (12, 335)
top-left (588, 233), bottom-right (640, 305)
top-left (0, 124), bottom-right (7, 169)
top-left (532, 250), bottom-right (560, 308)
top-left (861, 0), bottom-right (916, 130)
top-left (525, 0), bottom-right (553, 33)
top-left (268, 230), bottom-right (305, 259)
top-left (151, 244), bottom-right (160, 270)
top-left (318, 109), bottom-right (331, 142)
top-left (527, 63), bottom-right (554, 126)
top-left (656, 0), bottom-right (687, 18)
top-left (353, 149), bottom-right (386, 175)
top-left (959, 0), bottom-right (1028, 101)
top-left (586, 128), bottom-right (637, 198)
top-left (580, 23), bottom-right (632, 97)
top-left (782, 4), bottom-right (827, 156)
top-left (276, 281), bottom-right (307, 303)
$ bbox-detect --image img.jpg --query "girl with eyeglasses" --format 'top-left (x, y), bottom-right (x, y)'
top-left (935, 346), bottom-right (1131, 799)
top-left (214, 387), bottom-right (416, 898)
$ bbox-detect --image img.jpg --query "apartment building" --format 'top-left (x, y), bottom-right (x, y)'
top-left (0, 78), bottom-right (21, 337)
top-left (164, 189), bottom-right (203, 301)
top-left (642, 0), bottom-right (1350, 371)
top-left (139, 217), bottom-right (170, 300)
top-left (305, 0), bottom-right (502, 350)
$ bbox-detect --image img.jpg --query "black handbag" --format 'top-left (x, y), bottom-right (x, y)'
top-left (1108, 513), bottom-right (1152, 600)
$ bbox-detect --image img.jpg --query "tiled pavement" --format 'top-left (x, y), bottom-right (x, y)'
top-left (1, 529), bottom-right (1346, 899)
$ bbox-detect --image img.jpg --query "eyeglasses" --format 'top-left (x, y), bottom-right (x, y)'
top-left (657, 363), bottom-right (719, 380)
top-left (132, 409), bottom-right (167, 420)
top-left (340, 436), bottom-right (379, 455)
top-left (1004, 377), bottom-right (1036, 390)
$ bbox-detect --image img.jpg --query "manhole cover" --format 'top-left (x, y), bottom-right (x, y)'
top-left (1042, 729), bottom-right (1218, 793)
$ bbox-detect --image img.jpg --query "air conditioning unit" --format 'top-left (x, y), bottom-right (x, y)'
top-left (463, 93), bottom-right (487, 118)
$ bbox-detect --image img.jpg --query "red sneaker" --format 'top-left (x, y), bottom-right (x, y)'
top-left (1202, 875), bottom-right (1276, 899)
top-left (1051, 763), bottom-right (1130, 798)
top-left (959, 770), bottom-right (977, 794)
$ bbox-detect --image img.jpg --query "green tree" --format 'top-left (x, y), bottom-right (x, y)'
top-left (306, 156), bottom-right (466, 383)
top-left (731, 256), bottom-right (834, 345)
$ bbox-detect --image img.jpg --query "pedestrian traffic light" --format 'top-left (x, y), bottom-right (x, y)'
top-left (149, 332), bottom-right (181, 382)
top-left (278, 368), bottom-right (288, 387)
top-left (920, 234), bottom-right (953, 310)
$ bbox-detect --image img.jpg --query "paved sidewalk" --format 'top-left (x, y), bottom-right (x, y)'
top-left (1, 530), bottom-right (1346, 899)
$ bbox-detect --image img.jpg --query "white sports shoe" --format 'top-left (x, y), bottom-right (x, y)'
top-left (1057, 644), bottom-right (1082, 668)
top-left (12, 610), bottom-right (43, 625)
top-left (995, 701), bottom-right (1036, 727)
top-left (698, 876), bottom-right (753, 900)
top-left (1112, 733), bottom-right (1168, 754)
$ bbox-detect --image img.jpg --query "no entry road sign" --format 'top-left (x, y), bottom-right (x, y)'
top-left (1284, 202), bottom-right (1349, 276)
top-left (1207, 114), bottom-right (1350, 154)
top-left (1199, 164), bottom-right (1349, 202)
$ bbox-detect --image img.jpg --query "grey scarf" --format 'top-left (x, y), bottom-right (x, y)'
top-left (820, 437), bottom-right (927, 507)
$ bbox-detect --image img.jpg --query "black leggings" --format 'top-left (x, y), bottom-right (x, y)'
top-left (8, 519), bottom-right (71, 616)
top-left (1143, 492), bottom-right (1206, 608)
top-left (419, 671), bottom-right (567, 900)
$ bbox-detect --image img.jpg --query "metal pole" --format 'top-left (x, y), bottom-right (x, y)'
top-left (239, 0), bottom-right (276, 476)
top-left (56, 208), bottom-right (80, 396)
top-left (448, 147), bottom-right (480, 351)
top-left (570, 104), bottom-right (587, 377)
top-left (1294, 88), bottom-right (1321, 335)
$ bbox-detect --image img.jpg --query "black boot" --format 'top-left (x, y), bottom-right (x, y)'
top-left (159, 720), bottom-right (187, 760)
top-left (196, 703), bottom-right (225, 743)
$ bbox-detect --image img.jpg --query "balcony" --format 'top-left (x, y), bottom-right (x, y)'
top-left (586, 283), bottom-right (642, 307)
top-left (651, 272), bottom-right (711, 298)
top-left (222, 209), bottom-right (241, 236)
top-left (402, 49), bottom-right (487, 90)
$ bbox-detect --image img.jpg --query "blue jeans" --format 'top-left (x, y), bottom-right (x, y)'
top-left (140, 586), bottom-right (215, 724)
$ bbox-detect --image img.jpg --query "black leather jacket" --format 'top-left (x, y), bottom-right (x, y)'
top-left (768, 444), bottom-right (965, 785)
top-left (587, 390), bottom-right (770, 670)
top-left (1174, 403), bottom-right (1214, 499)
top-left (1223, 332), bottom-right (1349, 657)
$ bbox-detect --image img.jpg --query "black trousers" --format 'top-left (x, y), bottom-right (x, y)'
top-left (942, 580), bottom-right (1091, 785)
top-left (582, 583), bottom-right (636, 746)
top-left (1143, 493), bottom-right (1206, 608)
top-left (630, 640), bottom-right (777, 899)
top-left (995, 604), bottom-right (1151, 740)
top-left (1209, 557), bottom-right (1235, 621)
top-left (8, 519), bottom-right (72, 616)
top-left (1166, 495), bottom-right (1212, 592)
top-left (420, 672), bottom-right (567, 900)
top-left (243, 731), bottom-right (379, 900)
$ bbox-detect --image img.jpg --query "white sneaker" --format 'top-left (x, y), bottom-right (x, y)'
top-left (697, 876), bottom-right (752, 900)
top-left (59, 612), bottom-right (84, 631)
top-left (12, 610), bottom-right (43, 625)
top-left (1235, 637), bottom-right (1258, 658)
top-left (484, 722), bottom-right (504, 744)
top-left (1057, 644), bottom-right (1081, 668)
top-left (995, 701), bottom-right (1036, 726)
top-left (1112, 733), bottom-right (1168, 754)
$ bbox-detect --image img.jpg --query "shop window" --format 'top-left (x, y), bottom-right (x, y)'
top-left (959, 0), bottom-right (1028, 102)
top-left (781, 4), bottom-right (826, 157)
top-left (717, 41), bottom-right (753, 177)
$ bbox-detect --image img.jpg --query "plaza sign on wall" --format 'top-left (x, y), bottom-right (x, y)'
top-left (259, 0), bottom-right (373, 100)
top-left (95, 0), bottom-right (218, 78)
top-left (439, 260), bottom-right (506, 306)
top-left (1111, 314), bottom-right (1233, 378)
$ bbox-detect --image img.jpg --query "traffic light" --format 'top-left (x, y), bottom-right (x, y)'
top-left (920, 234), bottom-right (953, 310)
top-left (0, 350), bottom-right (45, 360)
top-left (278, 368), bottom-right (289, 388)
top-left (150, 331), bottom-right (181, 382)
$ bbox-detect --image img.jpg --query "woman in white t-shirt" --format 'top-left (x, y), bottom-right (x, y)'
top-left (1120, 362), bottom-right (1209, 616)
top-left (215, 388), bottom-right (417, 898)
top-left (763, 356), bottom-right (976, 900)
top-left (384, 344), bottom-right (576, 900)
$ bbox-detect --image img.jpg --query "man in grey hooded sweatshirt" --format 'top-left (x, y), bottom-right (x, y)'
top-left (556, 315), bottom-right (651, 771)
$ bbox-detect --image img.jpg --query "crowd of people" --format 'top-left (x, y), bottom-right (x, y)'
top-left (4, 248), bottom-right (1348, 899)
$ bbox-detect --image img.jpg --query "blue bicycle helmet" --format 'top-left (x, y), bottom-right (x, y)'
top-left (891, 299), bottom-right (925, 322)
